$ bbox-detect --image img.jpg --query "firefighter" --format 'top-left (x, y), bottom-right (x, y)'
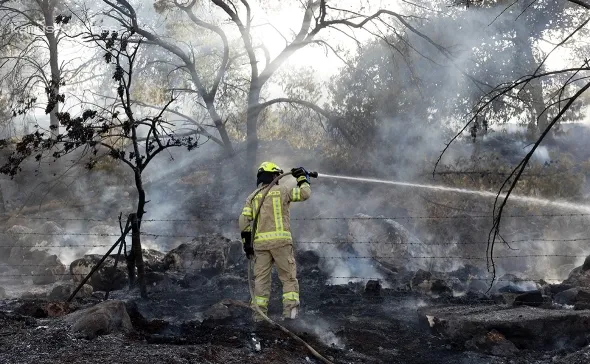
top-left (238, 162), bottom-right (311, 321)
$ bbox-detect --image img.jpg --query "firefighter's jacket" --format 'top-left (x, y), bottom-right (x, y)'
top-left (239, 182), bottom-right (311, 250)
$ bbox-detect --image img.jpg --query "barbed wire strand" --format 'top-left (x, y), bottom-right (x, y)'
top-left (2, 232), bottom-right (589, 246)
top-left (1, 253), bottom-right (585, 268)
top-left (0, 272), bottom-right (566, 283)
top-left (4, 212), bottom-right (590, 223)
top-left (2, 236), bottom-right (590, 250)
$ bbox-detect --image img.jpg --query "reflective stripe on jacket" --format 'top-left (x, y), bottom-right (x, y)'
top-left (238, 182), bottom-right (311, 250)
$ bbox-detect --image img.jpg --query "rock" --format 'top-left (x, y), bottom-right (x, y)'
top-left (35, 221), bottom-right (64, 236)
top-left (582, 255), bottom-right (590, 272)
top-left (48, 283), bottom-right (93, 301)
top-left (492, 274), bottom-right (537, 294)
top-left (163, 234), bottom-right (238, 277)
top-left (0, 286), bottom-right (6, 299)
top-left (498, 284), bottom-right (528, 294)
top-left (32, 255), bottom-right (67, 285)
top-left (461, 290), bottom-right (489, 303)
top-left (410, 269), bottom-right (432, 291)
top-left (490, 293), bottom-right (506, 304)
top-left (557, 264), bottom-right (578, 280)
top-left (564, 266), bottom-right (590, 288)
top-left (574, 289), bottom-right (590, 310)
top-left (9, 248), bottom-right (51, 269)
top-left (3, 226), bottom-right (35, 264)
top-left (431, 279), bottom-right (452, 296)
top-left (420, 305), bottom-right (590, 350)
top-left (27, 250), bottom-right (51, 265)
top-left (8, 246), bottom-right (31, 265)
top-left (493, 274), bottom-right (517, 292)
top-left (70, 255), bottom-right (128, 291)
top-left (513, 290), bottom-right (543, 307)
top-left (6, 225), bottom-right (34, 239)
top-left (465, 329), bottom-right (519, 357)
top-left (364, 280), bottom-right (381, 296)
top-left (6, 225), bottom-right (33, 237)
top-left (554, 346), bottom-right (590, 364)
top-left (21, 291), bottom-right (47, 300)
top-left (555, 288), bottom-right (579, 305)
top-left (203, 302), bottom-right (232, 321)
top-left (64, 300), bottom-right (133, 339)
top-left (143, 249), bottom-right (166, 272)
top-left (547, 283), bottom-right (575, 296)
top-left (409, 270), bottom-right (453, 296)
top-left (15, 301), bottom-right (48, 318)
top-left (180, 273), bottom-right (208, 289)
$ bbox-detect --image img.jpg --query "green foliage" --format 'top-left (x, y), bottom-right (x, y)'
top-left (328, 35), bottom-right (432, 149)
top-left (0, 29), bottom-right (205, 179)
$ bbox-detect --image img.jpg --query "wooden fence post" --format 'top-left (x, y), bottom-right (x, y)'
top-left (67, 230), bottom-right (129, 302)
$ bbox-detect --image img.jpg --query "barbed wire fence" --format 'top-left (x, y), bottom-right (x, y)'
top-left (1, 212), bottom-right (589, 291)
top-left (3, 212), bottom-right (590, 222)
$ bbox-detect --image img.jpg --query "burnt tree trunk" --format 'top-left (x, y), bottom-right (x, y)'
top-left (130, 213), bottom-right (147, 298)
top-left (130, 113), bottom-right (147, 297)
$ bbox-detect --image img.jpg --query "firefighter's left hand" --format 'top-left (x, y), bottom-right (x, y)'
top-left (292, 167), bottom-right (310, 186)
top-left (291, 167), bottom-right (308, 178)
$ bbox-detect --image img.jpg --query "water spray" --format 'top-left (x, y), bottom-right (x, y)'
top-left (319, 173), bottom-right (590, 214)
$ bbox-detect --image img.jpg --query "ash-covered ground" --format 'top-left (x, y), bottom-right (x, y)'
top-left (2, 234), bottom-right (590, 364)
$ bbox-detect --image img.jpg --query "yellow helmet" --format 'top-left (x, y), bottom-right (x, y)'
top-left (257, 161), bottom-right (283, 174)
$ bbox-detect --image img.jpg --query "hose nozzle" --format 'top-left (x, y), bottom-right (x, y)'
top-left (309, 171), bottom-right (319, 178)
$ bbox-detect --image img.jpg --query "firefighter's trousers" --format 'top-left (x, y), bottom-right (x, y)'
top-left (252, 244), bottom-right (299, 320)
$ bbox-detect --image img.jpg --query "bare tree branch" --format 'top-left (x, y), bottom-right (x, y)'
top-left (175, 0), bottom-right (229, 99)
top-left (256, 97), bottom-right (331, 119)
top-left (568, 0), bottom-right (590, 9)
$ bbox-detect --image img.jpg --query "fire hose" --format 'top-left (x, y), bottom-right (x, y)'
top-left (247, 170), bottom-right (333, 364)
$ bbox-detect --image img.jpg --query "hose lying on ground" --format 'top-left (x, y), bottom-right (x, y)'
top-left (246, 260), bottom-right (333, 364)
top-left (246, 171), bottom-right (334, 364)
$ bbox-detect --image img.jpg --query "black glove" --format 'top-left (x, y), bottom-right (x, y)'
top-left (241, 231), bottom-right (254, 259)
top-left (291, 167), bottom-right (310, 186)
